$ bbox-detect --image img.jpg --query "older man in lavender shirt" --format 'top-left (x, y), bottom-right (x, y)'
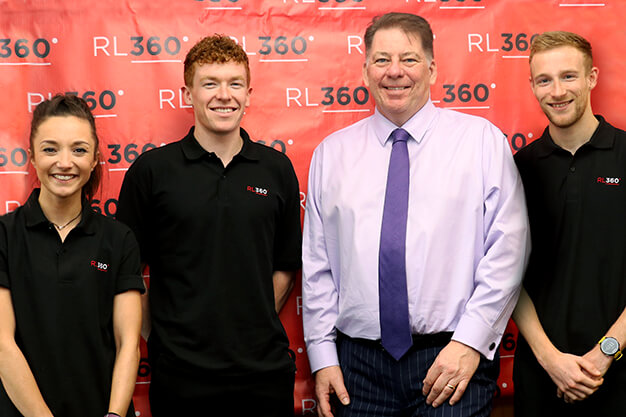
top-left (302, 12), bottom-right (530, 417)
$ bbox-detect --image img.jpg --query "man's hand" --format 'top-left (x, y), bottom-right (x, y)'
top-left (314, 365), bottom-right (350, 417)
top-left (582, 344), bottom-right (613, 377)
top-left (542, 349), bottom-right (603, 402)
top-left (422, 341), bottom-right (480, 408)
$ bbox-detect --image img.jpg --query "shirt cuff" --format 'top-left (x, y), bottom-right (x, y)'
top-left (274, 258), bottom-right (302, 271)
top-left (115, 273), bottom-right (146, 295)
top-left (0, 270), bottom-right (9, 288)
top-left (451, 315), bottom-right (501, 360)
top-left (306, 339), bottom-right (340, 373)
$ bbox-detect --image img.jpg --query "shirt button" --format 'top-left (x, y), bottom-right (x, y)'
top-left (489, 342), bottom-right (496, 351)
top-left (570, 166), bottom-right (576, 172)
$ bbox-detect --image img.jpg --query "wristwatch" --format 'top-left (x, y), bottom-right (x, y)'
top-left (598, 336), bottom-right (623, 360)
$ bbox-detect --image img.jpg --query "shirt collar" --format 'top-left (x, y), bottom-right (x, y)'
top-left (24, 189), bottom-right (97, 235)
top-left (585, 115), bottom-right (615, 149)
top-left (536, 115), bottom-right (614, 157)
top-left (237, 128), bottom-right (260, 161)
top-left (372, 99), bottom-right (438, 146)
top-left (181, 126), bottom-right (260, 161)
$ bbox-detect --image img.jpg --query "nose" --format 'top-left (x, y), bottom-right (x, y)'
top-left (216, 83), bottom-right (230, 100)
top-left (386, 58), bottom-right (404, 78)
top-left (551, 80), bottom-right (565, 97)
top-left (56, 149), bottom-right (73, 168)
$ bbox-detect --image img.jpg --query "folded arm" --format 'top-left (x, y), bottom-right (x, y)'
top-left (513, 287), bottom-right (603, 402)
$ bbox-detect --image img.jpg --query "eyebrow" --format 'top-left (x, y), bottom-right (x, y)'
top-left (199, 75), bottom-right (246, 82)
top-left (372, 51), bottom-right (419, 56)
top-left (370, 51), bottom-right (421, 62)
top-left (39, 139), bottom-right (92, 146)
top-left (534, 68), bottom-right (579, 78)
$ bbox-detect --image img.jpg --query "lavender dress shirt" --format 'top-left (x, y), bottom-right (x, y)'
top-left (302, 100), bottom-right (530, 373)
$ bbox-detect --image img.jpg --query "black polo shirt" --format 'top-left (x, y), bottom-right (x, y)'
top-left (116, 127), bottom-right (302, 377)
top-left (514, 115), bottom-right (626, 355)
top-left (0, 189), bottom-right (143, 417)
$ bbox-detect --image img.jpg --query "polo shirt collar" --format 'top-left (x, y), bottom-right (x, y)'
top-left (536, 115), bottom-right (614, 157)
top-left (181, 126), bottom-right (260, 161)
top-left (534, 128), bottom-right (561, 157)
top-left (373, 99), bottom-right (438, 146)
top-left (24, 188), bottom-right (97, 235)
top-left (237, 128), bottom-right (261, 161)
top-left (585, 115), bottom-right (614, 150)
top-left (181, 127), bottom-right (206, 160)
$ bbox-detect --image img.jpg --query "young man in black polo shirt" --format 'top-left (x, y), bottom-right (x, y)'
top-left (116, 35), bottom-right (301, 416)
top-left (512, 31), bottom-right (626, 416)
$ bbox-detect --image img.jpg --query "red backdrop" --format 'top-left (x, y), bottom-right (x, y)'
top-left (1, 0), bottom-right (623, 415)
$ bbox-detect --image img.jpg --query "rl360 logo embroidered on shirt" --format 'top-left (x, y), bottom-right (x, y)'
top-left (597, 177), bottom-right (621, 186)
top-left (247, 185), bottom-right (268, 196)
top-left (91, 260), bottom-right (109, 271)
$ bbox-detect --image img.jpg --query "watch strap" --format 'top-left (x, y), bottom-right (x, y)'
top-left (598, 336), bottom-right (623, 361)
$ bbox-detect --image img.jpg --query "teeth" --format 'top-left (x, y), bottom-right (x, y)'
top-left (387, 87), bottom-right (405, 90)
top-left (214, 108), bottom-right (235, 113)
top-left (53, 175), bottom-right (73, 180)
top-left (551, 102), bottom-right (569, 109)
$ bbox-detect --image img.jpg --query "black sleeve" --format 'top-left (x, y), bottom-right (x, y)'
top-left (115, 226), bottom-right (145, 294)
top-left (116, 159), bottom-right (152, 264)
top-left (0, 220), bottom-right (9, 289)
top-left (273, 154), bottom-right (302, 271)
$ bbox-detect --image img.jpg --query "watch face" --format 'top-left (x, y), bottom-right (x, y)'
top-left (601, 337), bottom-right (620, 355)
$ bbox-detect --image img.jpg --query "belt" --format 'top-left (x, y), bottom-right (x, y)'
top-left (337, 331), bottom-right (453, 351)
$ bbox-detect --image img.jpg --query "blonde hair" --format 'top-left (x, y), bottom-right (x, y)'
top-left (530, 31), bottom-right (593, 72)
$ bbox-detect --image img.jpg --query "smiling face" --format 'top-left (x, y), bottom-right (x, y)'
top-left (30, 115), bottom-right (98, 204)
top-left (183, 61), bottom-right (252, 139)
top-left (530, 46), bottom-right (597, 129)
top-left (362, 27), bottom-right (437, 126)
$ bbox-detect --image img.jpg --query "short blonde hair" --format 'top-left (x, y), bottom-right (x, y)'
top-left (530, 31), bottom-right (593, 73)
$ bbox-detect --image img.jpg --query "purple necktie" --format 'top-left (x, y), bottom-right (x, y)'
top-left (379, 128), bottom-right (413, 360)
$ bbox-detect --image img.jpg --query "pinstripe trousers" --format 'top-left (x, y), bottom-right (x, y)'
top-left (335, 332), bottom-right (499, 417)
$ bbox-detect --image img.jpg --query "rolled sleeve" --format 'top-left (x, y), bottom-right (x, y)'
top-left (114, 228), bottom-right (145, 295)
top-left (116, 159), bottom-right (152, 264)
top-left (0, 223), bottom-right (8, 289)
top-left (0, 271), bottom-right (8, 289)
top-left (273, 155), bottom-right (302, 272)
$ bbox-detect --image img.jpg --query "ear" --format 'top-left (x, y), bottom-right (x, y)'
top-left (428, 59), bottom-right (437, 86)
top-left (362, 61), bottom-right (370, 88)
top-left (28, 148), bottom-right (35, 168)
top-left (588, 66), bottom-right (599, 90)
top-left (182, 85), bottom-right (192, 106)
top-left (91, 150), bottom-right (100, 172)
top-left (529, 60), bottom-right (537, 90)
top-left (245, 86), bottom-right (252, 108)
